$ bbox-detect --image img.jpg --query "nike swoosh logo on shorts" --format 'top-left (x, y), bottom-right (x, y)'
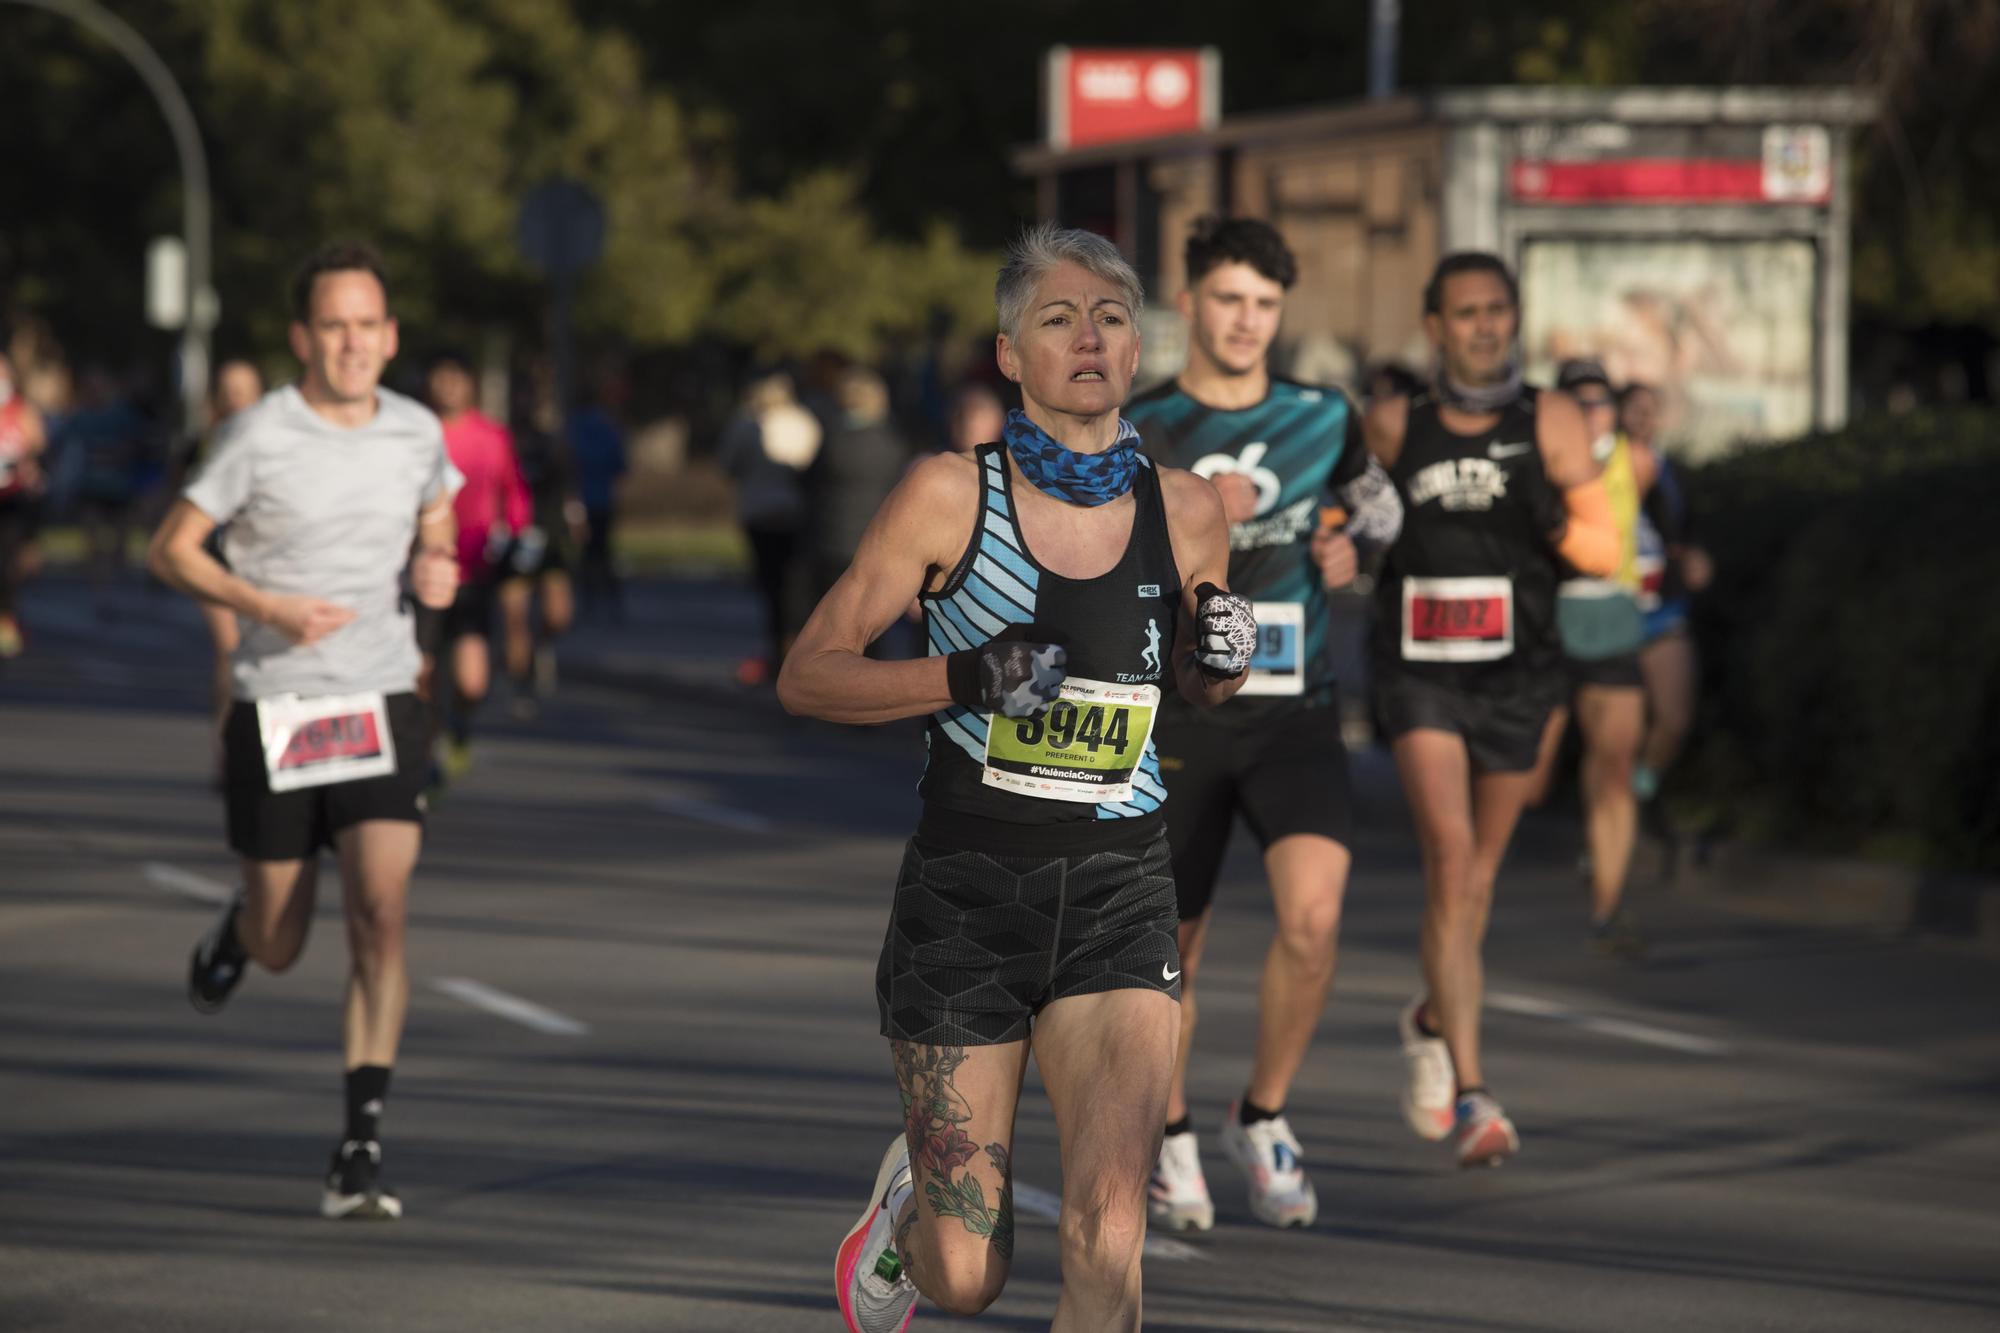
top-left (1162, 964), bottom-right (1182, 981)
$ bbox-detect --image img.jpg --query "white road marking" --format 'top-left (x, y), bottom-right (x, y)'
top-left (651, 795), bottom-right (773, 835)
top-left (143, 862), bottom-right (234, 905)
top-left (1488, 989), bottom-right (1731, 1056)
top-left (432, 977), bottom-right (590, 1036)
top-left (1013, 1182), bottom-right (1204, 1262)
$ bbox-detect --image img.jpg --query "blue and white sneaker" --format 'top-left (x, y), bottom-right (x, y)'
top-left (1220, 1105), bottom-right (1318, 1228)
top-left (1454, 1091), bottom-right (1520, 1168)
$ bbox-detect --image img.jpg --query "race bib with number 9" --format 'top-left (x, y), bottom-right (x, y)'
top-left (256, 691), bottom-right (398, 792)
top-left (982, 676), bottom-right (1160, 803)
top-left (1238, 600), bottom-right (1305, 696)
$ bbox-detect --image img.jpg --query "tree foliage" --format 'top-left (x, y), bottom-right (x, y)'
top-left (1, 0), bottom-right (1991, 376)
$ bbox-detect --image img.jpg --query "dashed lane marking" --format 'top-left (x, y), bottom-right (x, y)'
top-left (432, 977), bottom-right (591, 1036)
top-left (1012, 1182), bottom-right (1205, 1262)
top-left (1488, 989), bottom-right (1731, 1056)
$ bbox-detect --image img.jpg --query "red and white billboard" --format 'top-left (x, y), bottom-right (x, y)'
top-left (1045, 47), bottom-right (1219, 151)
top-left (1512, 126), bottom-right (1832, 206)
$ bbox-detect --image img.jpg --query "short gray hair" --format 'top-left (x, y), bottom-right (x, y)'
top-left (995, 222), bottom-right (1144, 340)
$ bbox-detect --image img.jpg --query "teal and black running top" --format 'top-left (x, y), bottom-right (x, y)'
top-left (1126, 376), bottom-right (1366, 711)
top-left (917, 442), bottom-right (1182, 854)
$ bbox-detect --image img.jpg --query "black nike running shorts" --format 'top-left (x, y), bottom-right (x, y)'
top-left (1374, 669), bottom-right (1560, 775)
top-left (222, 691), bottom-right (429, 861)
top-left (1154, 696), bottom-right (1355, 922)
top-left (876, 830), bottom-right (1182, 1047)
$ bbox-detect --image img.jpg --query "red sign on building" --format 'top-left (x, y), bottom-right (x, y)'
top-left (1512, 126), bottom-right (1832, 205)
top-left (1045, 47), bottom-right (1219, 150)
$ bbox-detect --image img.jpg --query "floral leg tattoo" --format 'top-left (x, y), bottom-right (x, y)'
top-left (893, 1042), bottom-right (1015, 1263)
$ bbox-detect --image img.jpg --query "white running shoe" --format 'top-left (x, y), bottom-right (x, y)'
top-left (1220, 1106), bottom-right (1318, 1229)
top-left (836, 1136), bottom-right (919, 1333)
top-left (1147, 1129), bottom-right (1215, 1232)
top-left (1454, 1090), bottom-right (1520, 1168)
top-left (1399, 997), bottom-right (1456, 1142)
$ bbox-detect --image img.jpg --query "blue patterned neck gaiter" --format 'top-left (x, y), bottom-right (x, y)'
top-left (1002, 409), bottom-right (1142, 507)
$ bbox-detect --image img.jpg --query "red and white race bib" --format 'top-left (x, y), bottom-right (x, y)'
top-left (256, 692), bottom-right (397, 792)
top-left (1401, 576), bottom-right (1514, 663)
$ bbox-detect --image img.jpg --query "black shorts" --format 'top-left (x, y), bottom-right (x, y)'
top-left (1375, 670), bottom-right (1559, 775)
top-left (412, 585), bottom-right (498, 659)
top-left (443, 580), bottom-right (496, 643)
top-left (503, 536), bottom-right (573, 580)
top-left (223, 692), bottom-right (429, 861)
top-left (1154, 697), bottom-right (1355, 921)
top-left (876, 831), bottom-right (1182, 1047)
top-left (1567, 652), bottom-right (1644, 690)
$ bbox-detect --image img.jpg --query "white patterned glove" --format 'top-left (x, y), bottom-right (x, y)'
top-left (1193, 583), bottom-right (1255, 680)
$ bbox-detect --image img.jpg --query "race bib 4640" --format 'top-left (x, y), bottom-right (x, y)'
top-left (255, 691), bottom-right (397, 792)
top-left (982, 677), bottom-right (1160, 804)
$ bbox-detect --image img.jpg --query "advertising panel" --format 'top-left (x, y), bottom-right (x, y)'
top-left (1520, 238), bottom-right (1819, 459)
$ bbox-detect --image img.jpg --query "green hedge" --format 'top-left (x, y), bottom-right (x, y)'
top-left (1679, 411), bottom-right (2000, 872)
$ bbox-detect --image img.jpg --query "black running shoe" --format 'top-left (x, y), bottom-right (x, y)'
top-left (1589, 906), bottom-right (1648, 960)
top-left (187, 897), bottom-right (248, 1014)
top-left (322, 1139), bottom-right (403, 1220)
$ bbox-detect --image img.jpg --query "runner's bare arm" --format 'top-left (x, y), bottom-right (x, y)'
top-left (778, 452), bottom-right (979, 724)
top-left (1162, 468), bottom-right (1245, 708)
top-left (148, 498), bottom-right (355, 645)
top-left (1363, 393), bottom-right (1409, 471)
top-left (1535, 389), bottom-right (1619, 577)
top-left (411, 495), bottom-right (459, 610)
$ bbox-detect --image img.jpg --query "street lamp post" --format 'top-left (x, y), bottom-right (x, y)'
top-left (5, 0), bottom-right (211, 438)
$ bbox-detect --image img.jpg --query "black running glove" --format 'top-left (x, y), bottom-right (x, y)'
top-left (947, 642), bottom-right (1068, 718)
top-left (1193, 583), bottom-right (1256, 681)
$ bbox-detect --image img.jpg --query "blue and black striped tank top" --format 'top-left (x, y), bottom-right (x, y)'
top-left (917, 442), bottom-right (1182, 853)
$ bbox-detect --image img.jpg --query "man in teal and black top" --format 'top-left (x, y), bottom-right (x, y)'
top-left (1127, 217), bottom-right (1403, 1232)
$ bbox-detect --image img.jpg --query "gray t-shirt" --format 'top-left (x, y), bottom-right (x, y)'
top-left (185, 385), bottom-right (461, 701)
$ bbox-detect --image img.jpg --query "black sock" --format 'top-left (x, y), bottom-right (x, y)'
top-left (1455, 1083), bottom-right (1486, 1100)
top-left (344, 1065), bottom-right (392, 1143)
top-left (1238, 1097), bottom-right (1283, 1125)
top-left (1164, 1113), bottom-right (1192, 1137)
top-left (217, 901), bottom-right (247, 964)
top-left (448, 700), bottom-right (477, 745)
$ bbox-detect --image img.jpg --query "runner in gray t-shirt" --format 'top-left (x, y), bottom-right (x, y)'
top-left (148, 241), bottom-right (460, 1222)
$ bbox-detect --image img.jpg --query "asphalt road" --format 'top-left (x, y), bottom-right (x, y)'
top-left (3, 574), bottom-right (1998, 1332)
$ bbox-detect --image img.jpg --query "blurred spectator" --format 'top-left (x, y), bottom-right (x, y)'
top-left (943, 381), bottom-right (1004, 455)
top-left (0, 351), bottom-right (50, 658)
top-left (720, 372), bottom-right (820, 685)
top-left (58, 365), bottom-right (152, 610)
top-left (569, 392), bottom-right (629, 622)
top-left (807, 367), bottom-right (909, 611)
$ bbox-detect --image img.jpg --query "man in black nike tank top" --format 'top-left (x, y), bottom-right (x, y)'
top-left (1366, 253), bottom-right (1620, 1170)
top-left (780, 224), bottom-right (1250, 1331)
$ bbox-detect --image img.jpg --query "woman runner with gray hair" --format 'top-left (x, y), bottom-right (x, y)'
top-left (782, 222), bottom-right (1256, 1331)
